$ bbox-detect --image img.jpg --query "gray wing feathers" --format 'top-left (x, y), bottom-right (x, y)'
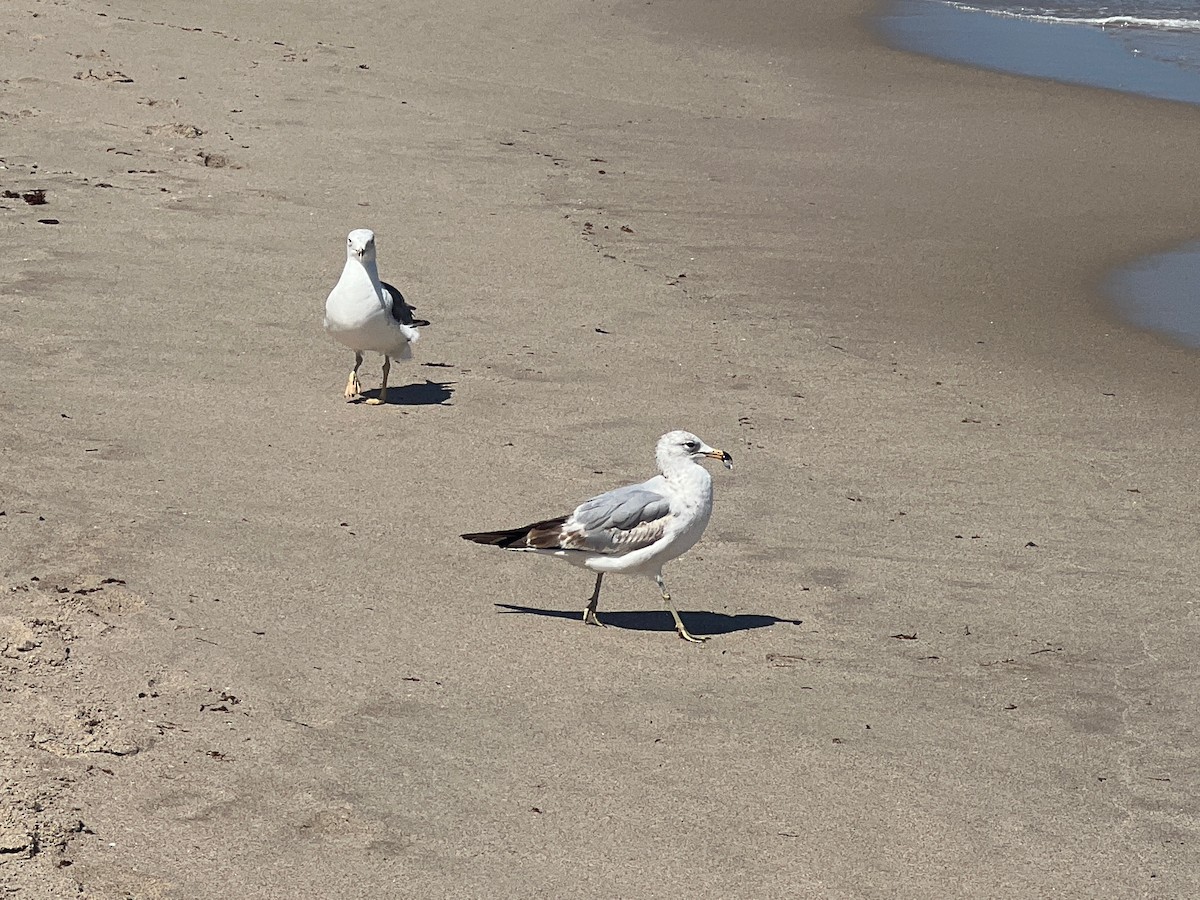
top-left (565, 485), bottom-right (671, 554)
top-left (574, 487), bottom-right (670, 531)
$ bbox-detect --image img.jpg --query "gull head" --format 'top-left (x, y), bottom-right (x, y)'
top-left (346, 228), bottom-right (377, 263)
top-left (657, 430), bottom-right (733, 472)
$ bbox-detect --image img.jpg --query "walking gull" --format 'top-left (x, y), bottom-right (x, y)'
top-left (462, 430), bottom-right (733, 643)
top-left (324, 229), bottom-right (427, 404)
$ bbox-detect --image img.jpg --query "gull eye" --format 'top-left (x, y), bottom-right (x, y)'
top-left (684, 440), bottom-right (699, 452)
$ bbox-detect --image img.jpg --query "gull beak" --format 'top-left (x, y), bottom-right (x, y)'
top-left (704, 448), bottom-right (734, 470)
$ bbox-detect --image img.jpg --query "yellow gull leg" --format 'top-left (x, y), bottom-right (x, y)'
top-left (366, 355), bottom-right (390, 405)
top-left (344, 352), bottom-right (364, 400)
top-left (656, 574), bottom-right (707, 643)
top-left (582, 573), bottom-right (605, 628)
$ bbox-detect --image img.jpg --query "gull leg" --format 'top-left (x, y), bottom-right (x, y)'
top-left (582, 573), bottom-right (605, 628)
top-left (655, 573), bottom-right (707, 643)
top-left (366, 355), bottom-right (390, 405)
top-left (344, 352), bottom-right (364, 400)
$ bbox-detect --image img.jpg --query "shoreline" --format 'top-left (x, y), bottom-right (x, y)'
top-left (623, 0), bottom-right (1200, 397)
top-left (880, 0), bottom-right (1200, 107)
top-left (876, 0), bottom-right (1200, 351)
top-left (3, 0), bottom-right (1200, 895)
top-left (1105, 242), bottom-right (1200, 348)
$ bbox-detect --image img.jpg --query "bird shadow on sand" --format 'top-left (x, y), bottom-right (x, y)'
top-left (359, 379), bottom-right (454, 406)
top-left (495, 603), bottom-right (801, 637)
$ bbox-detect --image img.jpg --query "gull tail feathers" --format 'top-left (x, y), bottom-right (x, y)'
top-left (461, 516), bottom-right (569, 550)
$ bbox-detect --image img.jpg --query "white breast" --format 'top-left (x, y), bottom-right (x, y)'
top-left (659, 471), bottom-right (714, 564)
top-left (324, 262), bottom-right (384, 331)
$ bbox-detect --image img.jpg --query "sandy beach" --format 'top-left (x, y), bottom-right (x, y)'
top-left (3, 0), bottom-right (1200, 896)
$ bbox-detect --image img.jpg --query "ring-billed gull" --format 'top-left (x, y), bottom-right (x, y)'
top-left (324, 229), bottom-right (427, 405)
top-left (461, 430), bottom-right (733, 643)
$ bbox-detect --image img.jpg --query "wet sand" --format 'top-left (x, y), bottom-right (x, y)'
top-left (3, 0), bottom-right (1200, 896)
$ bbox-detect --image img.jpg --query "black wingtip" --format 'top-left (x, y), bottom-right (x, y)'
top-left (461, 530), bottom-right (516, 546)
top-left (461, 517), bottom-right (568, 550)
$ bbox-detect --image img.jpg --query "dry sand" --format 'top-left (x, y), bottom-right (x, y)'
top-left (3, 0), bottom-right (1200, 896)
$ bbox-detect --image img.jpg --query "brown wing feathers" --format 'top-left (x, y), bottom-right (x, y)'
top-left (461, 516), bottom-right (569, 550)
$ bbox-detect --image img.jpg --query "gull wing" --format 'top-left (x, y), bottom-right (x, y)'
top-left (460, 479), bottom-right (672, 556)
top-left (382, 281), bottom-right (431, 328)
top-left (560, 481), bottom-right (672, 554)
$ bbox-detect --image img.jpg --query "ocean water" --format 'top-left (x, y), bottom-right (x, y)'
top-left (1105, 243), bottom-right (1200, 348)
top-left (880, 0), bottom-right (1200, 104)
top-left (956, 1), bottom-right (1200, 34)
top-left (954, 2), bottom-right (1200, 88)
top-left (878, 1), bottom-right (1200, 348)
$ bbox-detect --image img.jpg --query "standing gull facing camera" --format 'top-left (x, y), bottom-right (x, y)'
top-left (324, 229), bottom-right (427, 404)
top-left (462, 431), bottom-right (733, 643)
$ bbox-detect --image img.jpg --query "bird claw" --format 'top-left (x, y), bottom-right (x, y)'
top-left (677, 628), bottom-right (709, 644)
top-left (582, 608), bottom-right (605, 628)
top-left (364, 385), bottom-right (388, 406)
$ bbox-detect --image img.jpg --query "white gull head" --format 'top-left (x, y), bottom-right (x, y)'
top-left (656, 430), bottom-right (733, 475)
top-left (346, 228), bottom-right (377, 263)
